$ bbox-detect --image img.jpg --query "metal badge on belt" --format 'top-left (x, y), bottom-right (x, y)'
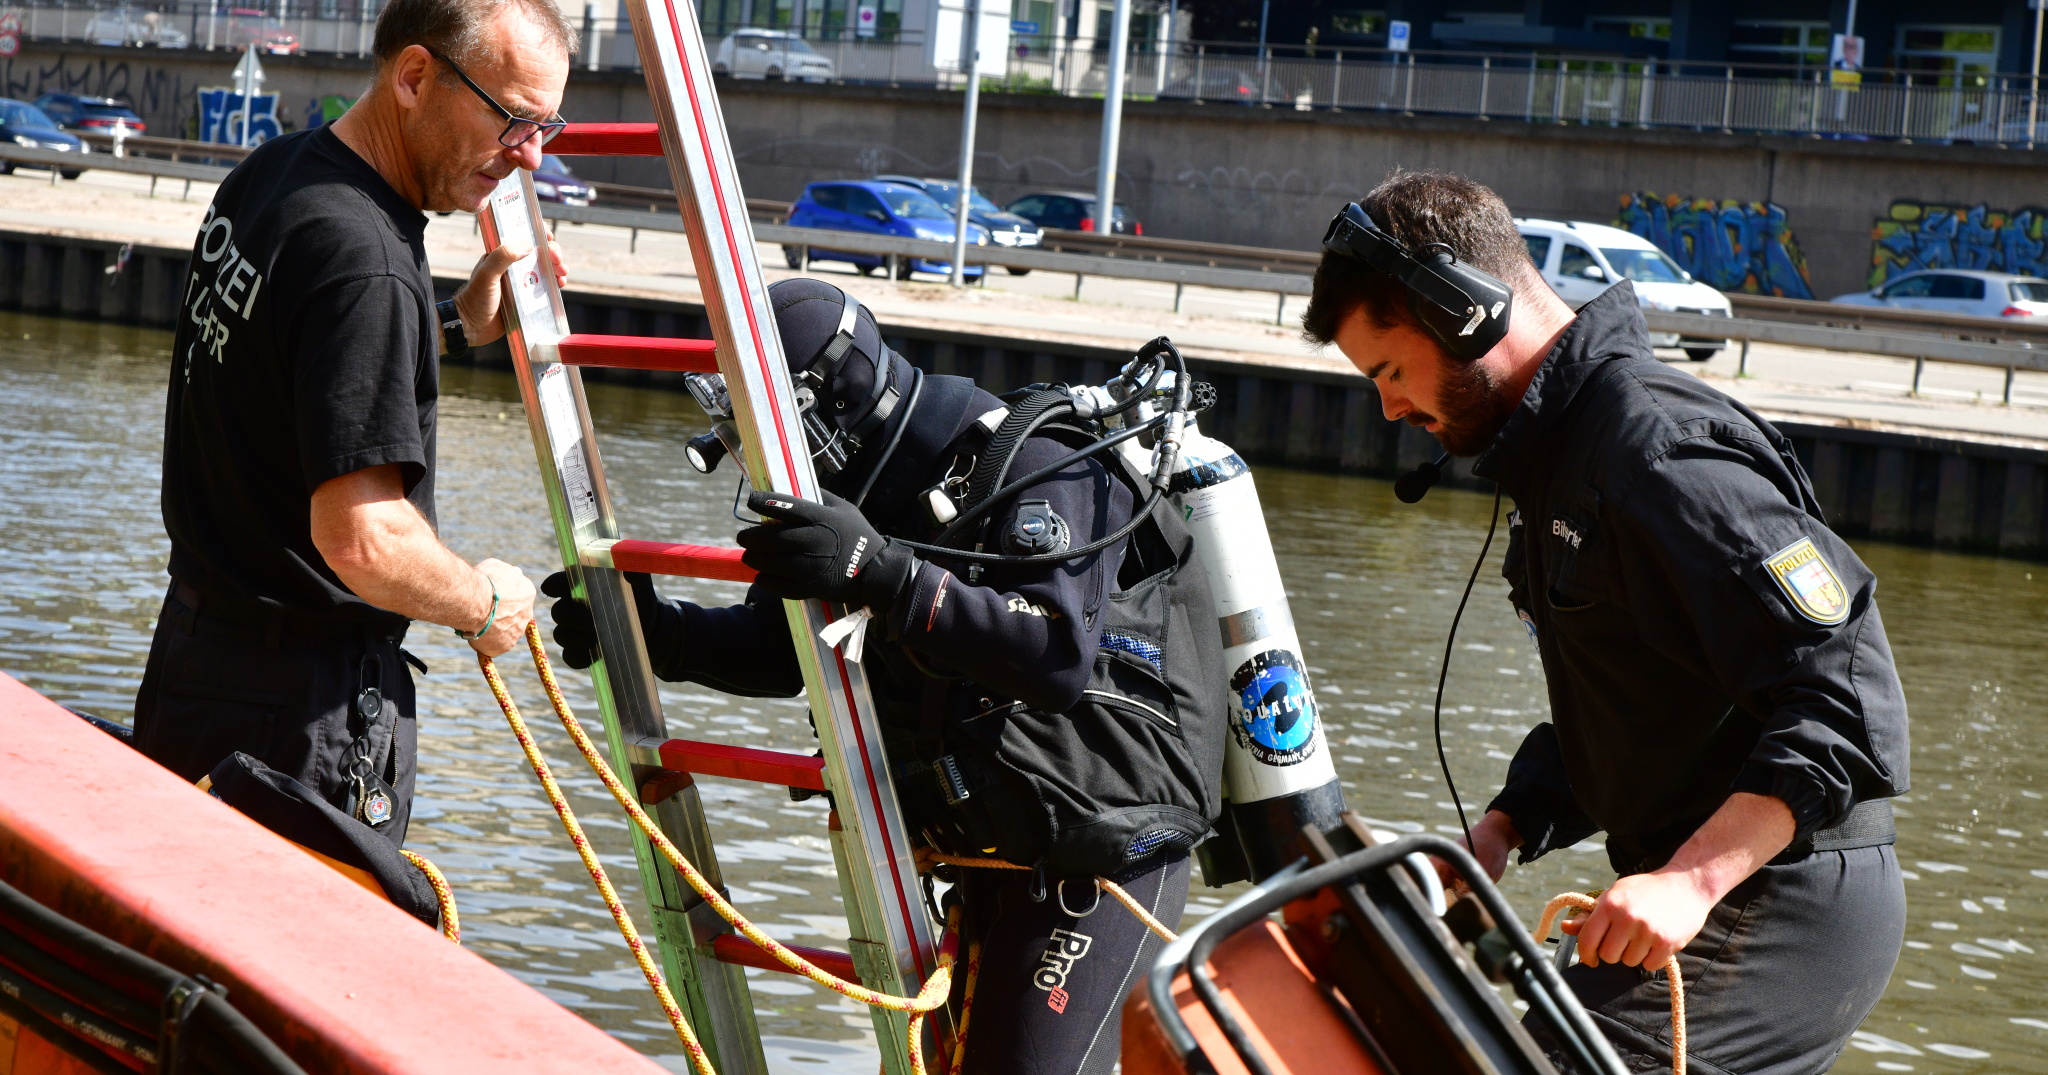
top-left (1763, 537), bottom-right (1849, 625)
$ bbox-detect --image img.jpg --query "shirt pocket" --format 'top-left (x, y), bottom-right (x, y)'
top-left (1542, 491), bottom-right (1605, 613)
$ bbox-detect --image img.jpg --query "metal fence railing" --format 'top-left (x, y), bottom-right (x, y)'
top-left (13, 1), bottom-right (2046, 149)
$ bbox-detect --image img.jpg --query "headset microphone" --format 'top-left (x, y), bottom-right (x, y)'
top-left (1394, 452), bottom-right (1449, 504)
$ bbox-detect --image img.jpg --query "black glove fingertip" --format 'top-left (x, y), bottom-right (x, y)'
top-left (540, 571), bottom-right (574, 599)
top-left (748, 490), bottom-right (805, 519)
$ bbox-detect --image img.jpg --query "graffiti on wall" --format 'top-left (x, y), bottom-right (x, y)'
top-left (1615, 192), bottom-right (1815, 299)
top-left (1868, 201), bottom-right (2048, 288)
top-left (0, 52), bottom-right (200, 137)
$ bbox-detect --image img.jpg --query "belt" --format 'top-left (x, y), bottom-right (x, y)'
top-left (1788, 799), bottom-right (1896, 857)
top-left (171, 581), bottom-right (409, 644)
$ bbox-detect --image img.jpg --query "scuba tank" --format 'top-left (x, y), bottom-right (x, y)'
top-left (1100, 374), bottom-right (1346, 883)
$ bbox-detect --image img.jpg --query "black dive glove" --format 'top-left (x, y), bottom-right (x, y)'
top-left (540, 570), bottom-right (681, 670)
top-left (737, 490), bottom-right (920, 617)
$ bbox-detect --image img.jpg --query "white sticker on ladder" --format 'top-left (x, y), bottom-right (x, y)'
top-left (538, 365), bottom-right (599, 527)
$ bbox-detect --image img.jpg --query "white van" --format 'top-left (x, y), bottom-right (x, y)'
top-left (1516, 218), bottom-right (1733, 362)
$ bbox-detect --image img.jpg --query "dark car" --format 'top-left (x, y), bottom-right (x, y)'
top-left (0, 99), bottom-right (88, 180)
top-left (1005, 191), bottom-right (1142, 236)
top-left (784, 180), bottom-right (988, 280)
top-left (32, 93), bottom-right (147, 136)
top-left (533, 155), bottom-right (594, 206)
top-left (1162, 68), bottom-right (1264, 105)
top-left (872, 174), bottom-right (1041, 275)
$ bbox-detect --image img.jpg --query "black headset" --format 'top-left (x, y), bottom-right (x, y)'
top-left (1320, 202), bottom-right (1515, 362)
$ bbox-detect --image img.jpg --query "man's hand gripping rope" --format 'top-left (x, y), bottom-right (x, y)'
top-left (479, 623), bottom-right (960, 1075)
top-left (1534, 892), bottom-right (1688, 1075)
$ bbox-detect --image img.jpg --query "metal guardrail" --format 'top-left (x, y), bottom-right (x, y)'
top-left (537, 200), bottom-right (1314, 302)
top-left (1728, 292), bottom-right (2048, 344)
top-left (73, 131), bottom-right (254, 164)
top-left (20, 10), bottom-right (2048, 148)
top-left (0, 143), bottom-right (230, 184)
top-left (11, 140), bottom-right (2044, 393)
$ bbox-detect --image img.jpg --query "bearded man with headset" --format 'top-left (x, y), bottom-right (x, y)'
top-left (1301, 171), bottom-right (1909, 1075)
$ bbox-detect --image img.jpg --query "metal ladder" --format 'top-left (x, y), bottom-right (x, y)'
top-left (472, 3), bottom-right (942, 1071)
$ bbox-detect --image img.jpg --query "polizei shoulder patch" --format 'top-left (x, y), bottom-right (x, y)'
top-left (1763, 537), bottom-right (1850, 625)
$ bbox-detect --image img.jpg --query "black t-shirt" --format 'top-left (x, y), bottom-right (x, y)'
top-left (162, 126), bottom-right (437, 629)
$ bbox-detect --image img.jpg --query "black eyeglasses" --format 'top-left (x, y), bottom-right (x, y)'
top-left (427, 48), bottom-right (567, 149)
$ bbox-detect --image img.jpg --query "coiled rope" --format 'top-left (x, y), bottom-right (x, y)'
top-left (1533, 892), bottom-right (1687, 1075)
top-left (398, 849), bottom-right (460, 943)
top-left (479, 624), bottom-right (959, 1075)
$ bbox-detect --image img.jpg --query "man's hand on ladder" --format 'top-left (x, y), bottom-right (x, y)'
top-left (454, 229), bottom-right (569, 348)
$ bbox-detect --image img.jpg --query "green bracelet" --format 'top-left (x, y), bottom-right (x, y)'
top-left (455, 575), bottom-right (500, 640)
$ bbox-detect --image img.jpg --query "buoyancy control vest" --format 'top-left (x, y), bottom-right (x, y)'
top-left (897, 390), bottom-right (1227, 878)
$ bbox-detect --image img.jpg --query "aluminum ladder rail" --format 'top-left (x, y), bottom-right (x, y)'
top-left (473, 11), bottom-right (942, 1075)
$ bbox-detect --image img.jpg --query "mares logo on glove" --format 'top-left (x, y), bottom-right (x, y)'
top-left (844, 536), bottom-right (868, 578)
top-left (1033, 928), bottom-right (1093, 1014)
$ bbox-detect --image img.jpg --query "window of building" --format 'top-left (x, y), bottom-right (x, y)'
top-left (1329, 10), bottom-right (1388, 37)
top-left (1586, 17), bottom-right (1671, 41)
top-left (1729, 20), bottom-right (1830, 71)
top-left (1894, 25), bottom-right (1998, 85)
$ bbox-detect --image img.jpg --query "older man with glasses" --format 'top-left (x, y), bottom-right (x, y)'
top-left (137, 0), bottom-right (578, 843)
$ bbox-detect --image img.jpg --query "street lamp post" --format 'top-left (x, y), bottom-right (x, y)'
top-left (949, 0), bottom-right (984, 287)
top-left (1092, 0), bottom-right (1132, 236)
top-left (2031, 0), bottom-right (2045, 150)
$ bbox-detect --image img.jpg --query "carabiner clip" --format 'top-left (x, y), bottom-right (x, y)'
top-left (1028, 866), bottom-right (1047, 904)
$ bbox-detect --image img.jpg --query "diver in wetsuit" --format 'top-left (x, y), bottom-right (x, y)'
top-left (544, 278), bottom-right (1226, 1075)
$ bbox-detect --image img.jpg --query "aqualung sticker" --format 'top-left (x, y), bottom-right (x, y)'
top-left (1228, 649), bottom-right (1320, 766)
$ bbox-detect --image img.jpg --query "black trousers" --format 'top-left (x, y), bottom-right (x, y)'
top-left (1537, 844), bottom-right (1905, 1075)
top-left (951, 852), bottom-right (1189, 1075)
top-left (132, 587), bottom-right (418, 846)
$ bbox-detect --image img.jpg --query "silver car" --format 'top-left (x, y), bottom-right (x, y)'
top-left (84, 8), bottom-right (189, 48)
top-left (711, 29), bottom-right (834, 81)
top-left (1832, 270), bottom-right (2048, 320)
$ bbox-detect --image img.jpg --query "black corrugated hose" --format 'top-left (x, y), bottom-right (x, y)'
top-left (0, 878), bottom-right (307, 1075)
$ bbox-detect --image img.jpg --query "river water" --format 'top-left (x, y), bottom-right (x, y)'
top-left (2, 308), bottom-right (2044, 1074)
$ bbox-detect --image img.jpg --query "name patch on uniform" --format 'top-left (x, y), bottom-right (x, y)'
top-left (1549, 515), bottom-right (1584, 550)
top-left (1763, 537), bottom-right (1849, 625)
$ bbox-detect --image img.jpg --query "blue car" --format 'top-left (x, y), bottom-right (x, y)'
top-left (0, 98), bottom-right (88, 180)
top-left (783, 179), bottom-right (989, 280)
top-left (533, 154), bottom-right (595, 206)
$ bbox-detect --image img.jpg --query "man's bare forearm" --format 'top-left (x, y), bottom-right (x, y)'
top-left (310, 465), bottom-right (491, 631)
top-left (1656, 791), bottom-right (1796, 903)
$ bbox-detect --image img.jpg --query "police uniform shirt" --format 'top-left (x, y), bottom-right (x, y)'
top-left (161, 126), bottom-right (437, 631)
top-left (1472, 283), bottom-right (1909, 875)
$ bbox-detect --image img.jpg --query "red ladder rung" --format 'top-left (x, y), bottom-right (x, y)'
top-left (657, 739), bottom-right (827, 791)
top-left (550, 123), bottom-right (663, 156)
top-left (606, 540), bottom-right (758, 583)
top-left (559, 333), bottom-right (719, 373)
top-left (710, 934), bottom-right (860, 982)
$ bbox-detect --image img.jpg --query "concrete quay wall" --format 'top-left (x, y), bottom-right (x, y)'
top-left (7, 224), bottom-right (2043, 561)
top-left (8, 42), bottom-right (2048, 300)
